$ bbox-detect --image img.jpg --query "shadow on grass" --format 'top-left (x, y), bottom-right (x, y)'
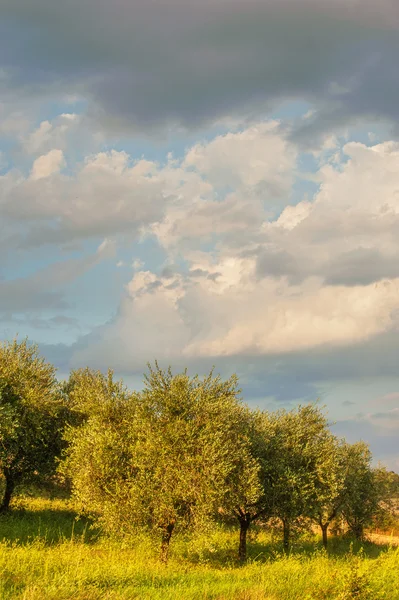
top-left (0, 504), bottom-right (98, 546)
top-left (246, 535), bottom-right (393, 563)
top-left (182, 532), bottom-right (394, 569)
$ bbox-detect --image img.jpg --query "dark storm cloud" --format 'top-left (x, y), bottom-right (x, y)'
top-left (0, 0), bottom-right (398, 134)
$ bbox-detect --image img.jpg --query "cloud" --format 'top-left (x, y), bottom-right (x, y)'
top-left (251, 141), bottom-right (399, 285)
top-left (184, 122), bottom-right (296, 194)
top-left (0, 121), bottom-right (296, 251)
top-left (72, 257), bottom-right (399, 370)
top-left (23, 113), bottom-right (81, 155)
top-left (151, 122), bottom-right (297, 250)
top-left (256, 248), bottom-right (298, 279)
top-left (66, 134), bottom-right (399, 382)
top-left (324, 247), bottom-right (399, 286)
top-left (30, 149), bottom-right (65, 180)
top-left (4, 123), bottom-right (399, 280)
top-left (367, 408), bottom-right (399, 430)
top-left (0, 1), bottom-right (398, 136)
top-left (1, 150), bottom-right (167, 246)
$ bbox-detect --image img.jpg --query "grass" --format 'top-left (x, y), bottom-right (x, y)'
top-left (0, 496), bottom-right (398, 599)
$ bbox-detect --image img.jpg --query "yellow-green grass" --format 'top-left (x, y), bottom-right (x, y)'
top-left (0, 496), bottom-right (398, 600)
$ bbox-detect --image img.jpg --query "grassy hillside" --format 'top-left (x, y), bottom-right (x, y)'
top-left (0, 496), bottom-right (398, 600)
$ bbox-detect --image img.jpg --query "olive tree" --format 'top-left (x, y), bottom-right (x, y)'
top-left (0, 339), bottom-right (64, 511)
top-left (305, 437), bottom-right (349, 549)
top-left (60, 368), bottom-right (134, 521)
top-left (266, 405), bottom-right (335, 552)
top-left (63, 363), bottom-right (257, 562)
top-left (218, 409), bottom-right (279, 562)
top-left (340, 441), bottom-right (384, 540)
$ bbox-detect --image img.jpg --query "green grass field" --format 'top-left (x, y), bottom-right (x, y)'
top-left (0, 496), bottom-right (398, 600)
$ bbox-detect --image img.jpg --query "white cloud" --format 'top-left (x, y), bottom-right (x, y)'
top-left (184, 121), bottom-right (297, 194)
top-left (30, 149), bottom-right (66, 180)
top-left (2, 150), bottom-right (167, 242)
top-left (184, 274), bottom-right (399, 358)
top-left (315, 141), bottom-right (399, 215)
top-left (73, 252), bottom-right (399, 370)
top-left (23, 114), bottom-right (80, 155)
top-left (1, 121), bottom-right (296, 251)
top-left (274, 200), bottom-right (312, 230)
top-left (152, 122), bottom-right (297, 249)
top-left (70, 136), bottom-right (399, 371)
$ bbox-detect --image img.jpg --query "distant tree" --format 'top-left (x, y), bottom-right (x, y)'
top-left (369, 467), bottom-right (399, 533)
top-left (340, 442), bottom-right (387, 540)
top-left (63, 363), bottom-right (256, 562)
top-left (307, 438), bottom-right (349, 549)
top-left (307, 440), bottom-right (393, 545)
top-left (0, 339), bottom-right (64, 511)
top-left (266, 405), bottom-right (335, 553)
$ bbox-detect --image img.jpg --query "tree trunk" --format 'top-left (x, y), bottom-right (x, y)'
top-left (282, 519), bottom-right (290, 554)
top-left (351, 522), bottom-right (364, 541)
top-left (0, 471), bottom-right (15, 513)
top-left (321, 523), bottom-right (329, 549)
top-left (238, 517), bottom-right (250, 563)
top-left (160, 522), bottom-right (175, 563)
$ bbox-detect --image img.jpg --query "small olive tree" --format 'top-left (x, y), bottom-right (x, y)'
top-left (218, 409), bottom-right (279, 562)
top-left (340, 441), bottom-right (384, 540)
top-left (305, 437), bottom-right (349, 549)
top-left (0, 339), bottom-right (64, 511)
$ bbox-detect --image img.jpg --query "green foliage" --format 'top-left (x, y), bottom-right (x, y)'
top-left (264, 405), bottom-right (337, 550)
top-left (340, 443), bottom-right (384, 540)
top-left (308, 439), bottom-right (353, 547)
top-left (217, 408), bottom-right (265, 518)
top-left (62, 363), bottom-right (259, 560)
top-left (370, 467), bottom-right (399, 533)
top-left (0, 339), bottom-right (65, 511)
top-left (60, 368), bottom-right (134, 532)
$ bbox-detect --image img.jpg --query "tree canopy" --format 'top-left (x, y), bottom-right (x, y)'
top-left (0, 339), bottom-right (65, 511)
top-left (63, 364), bottom-right (260, 561)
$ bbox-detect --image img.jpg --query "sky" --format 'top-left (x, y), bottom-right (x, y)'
top-left (1, 0), bottom-right (399, 468)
